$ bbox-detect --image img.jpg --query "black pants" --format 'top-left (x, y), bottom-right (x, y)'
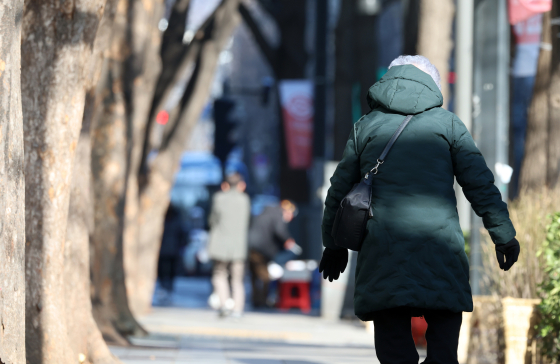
top-left (249, 250), bottom-right (270, 307)
top-left (371, 307), bottom-right (462, 364)
top-left (157, 256), bottom-right (178, 292)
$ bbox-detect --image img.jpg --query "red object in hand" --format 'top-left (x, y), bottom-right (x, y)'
top-left (411, 316), bottom-right (428, 347)
top-left (156, 110), bottom-right (169, 125)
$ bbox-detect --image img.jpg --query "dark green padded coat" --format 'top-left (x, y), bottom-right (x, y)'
top-left (321, 65), bottom-right (516, 319)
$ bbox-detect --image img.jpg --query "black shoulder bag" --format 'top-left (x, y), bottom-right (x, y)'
top-left (330, 114), bottom-right (413, 251)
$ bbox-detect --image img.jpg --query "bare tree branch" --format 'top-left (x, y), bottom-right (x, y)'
top-left (158, 49), bottom-right (202, 153)
top-left (255, 0), bottom-right (276, 21)
top-left (175, 0), bottom-right (191, 13)
top-left (149, 0), bottom-right (196, 121)
top-left (139, 5), bottom-right (218, 184)
top-left (238, 2), bottom-right (278, 73)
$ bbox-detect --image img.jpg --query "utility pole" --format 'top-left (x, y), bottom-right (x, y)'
top-left (496, 0), bottom-right (511, 201)
top-left (470, 0), bottom-right (511, 295)
top-left (455, 0), bottom-right (473, 234)
top-left (456, 0), bottom-right (479, 293)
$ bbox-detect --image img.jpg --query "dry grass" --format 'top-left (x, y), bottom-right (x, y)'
top-left (479, 187), bottom-right (560, 299)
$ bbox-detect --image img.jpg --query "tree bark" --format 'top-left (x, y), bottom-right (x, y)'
top-left (66, 91), bottom-right (121, 364)
top-left (131, 0), bottom-right (241, 314)
top-left (416, 0), bottom-right (455, 107)
top-left (0, 1), bottom-right (26, 362)
top-left (520, 12), bottom-right (551, 190)
top-left (91, 57), bottom-right (141, 346)
top-left (127, 0), bottom-right (197, 315)
top-left (21, 1), bottom-right (107, 362)
top-left (547, 1), bottom-right (560, 188)
top-left (64, 0), bottom-right (122, 362)
top-left (90, 0), bottom-right (151, 344)
top-left (121, 0), bottom-right (165, 316)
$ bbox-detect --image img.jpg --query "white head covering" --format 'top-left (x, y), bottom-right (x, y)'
top-left (389, 55), bottom-right (442, 91)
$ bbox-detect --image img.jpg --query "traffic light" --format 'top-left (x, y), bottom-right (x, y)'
top-left (213, 98), bottom-right (237, 164)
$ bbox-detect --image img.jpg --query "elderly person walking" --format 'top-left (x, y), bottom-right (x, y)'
top-left (208, 173), bottom-right (251, 318)
top-left (319, 55), bottom-right (520, 364)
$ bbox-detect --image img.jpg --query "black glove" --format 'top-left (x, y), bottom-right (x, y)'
top-left (319, 248), bottom-right (348, 282)
top-left (495, 238), bottom-right (520, 271)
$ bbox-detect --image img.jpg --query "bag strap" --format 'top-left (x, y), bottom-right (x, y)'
top-left (365, 114), bottom-right (413, 179)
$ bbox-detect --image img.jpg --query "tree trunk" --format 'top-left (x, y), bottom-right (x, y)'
top-left (122, 0), bottom-right (165, 316)
top-left (547, 1), bottom-right (560, 188)
top-left (520, 12), bottom-right (551, 190)
top-left (90, 0), bottom-right (146, 344)
top-left (416, 0), bottom-right (455, 107)
top-left (131, 0), bottom-right (241, 314)
top-left (0, 1), bottom-right (26, 362)
top-left (66, 91), bottom-right (121, 364)
top-left (91, 0), bottom-right (163, 335)
top-left (64, 1), bottom-right (122, 362)
top-left (91, 57), bottom-right (141, 346)
top-left (21, 1), bottom-right (107, 362)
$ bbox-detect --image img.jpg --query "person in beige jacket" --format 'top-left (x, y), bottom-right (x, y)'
top-left (207, 173), bottom-right (251, 317)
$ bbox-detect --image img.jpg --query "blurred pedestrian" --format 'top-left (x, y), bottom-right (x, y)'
top-left (157, 204), bottom-right (186, 304)
top-left (320, 55), bottom-right (520, 364)
top-left (207, 173), bottom-right (251, 318)
top-left (248, 200), bottom-right (301, 308)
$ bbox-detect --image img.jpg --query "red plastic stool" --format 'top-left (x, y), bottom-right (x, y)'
top-left (411, 316), bottom-right (428, 347)
top-left (277, 281), bottom-right (311, 313)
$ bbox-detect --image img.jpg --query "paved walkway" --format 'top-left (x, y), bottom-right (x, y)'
top-left (109, 277), bottom-right (426, 363)
top-left (111, 307), bottom-right (380, 364)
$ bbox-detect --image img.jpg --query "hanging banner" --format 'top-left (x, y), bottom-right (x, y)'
top-left (279, 80), bottom-right (314, 170)
top-left (508, 0), bottom-right (551, 25)
top-left (512, 14), bottom-right (542, 77)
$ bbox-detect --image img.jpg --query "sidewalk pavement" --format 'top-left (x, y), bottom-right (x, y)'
top-left (109, 277), bottom-right (426, 364)
top-left (110, 307), bottom-right (383, 364)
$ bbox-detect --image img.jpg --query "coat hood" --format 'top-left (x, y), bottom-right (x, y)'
top-left (367, 64), bottom-right (443, 114)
